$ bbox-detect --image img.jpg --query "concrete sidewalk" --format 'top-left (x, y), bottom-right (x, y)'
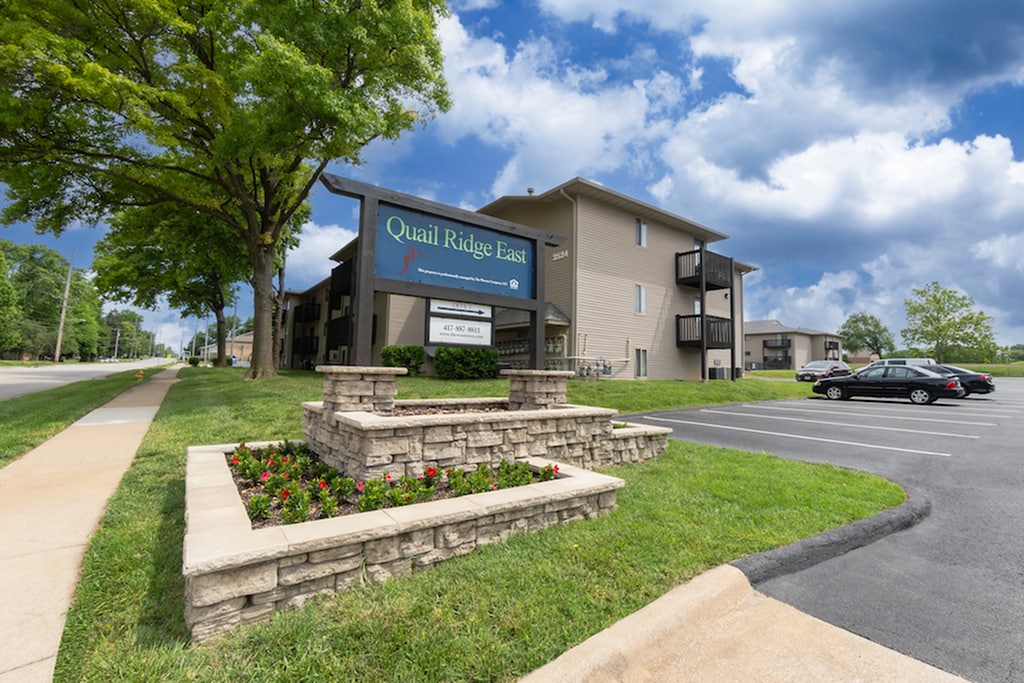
top-left (519, 564), bottom-right (967, 682)
top-left (0, 364), bottom-right (969, 682)
top-left (0, 366), bottom-right (181, 683)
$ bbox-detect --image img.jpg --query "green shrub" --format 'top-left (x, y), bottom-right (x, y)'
top-left (187, 356), bottom-right (201, 367)
top-left (434, 346), bottom-right (499, 379)
top-left (380, 344), bottom-right (426, 375)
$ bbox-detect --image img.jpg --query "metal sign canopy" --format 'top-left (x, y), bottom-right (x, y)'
top-left (319, 174), bottom-right (565, 368)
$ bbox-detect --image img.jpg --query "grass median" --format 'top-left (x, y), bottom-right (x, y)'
top-left (44, 368), bottom-right (902, 682)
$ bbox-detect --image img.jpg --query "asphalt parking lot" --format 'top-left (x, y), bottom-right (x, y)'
top-left (628, 380), bottom-right (1024, 683)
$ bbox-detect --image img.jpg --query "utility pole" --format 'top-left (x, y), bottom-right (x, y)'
top-left (113, 328), bottom-right (121, 359)
top-left (53, 251), bottom-right (73, 362)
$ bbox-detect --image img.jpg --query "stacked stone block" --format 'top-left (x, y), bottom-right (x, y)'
top-left (183, 446), bottom-right (624, 642)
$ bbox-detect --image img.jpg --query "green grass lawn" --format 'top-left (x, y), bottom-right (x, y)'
top-left (6, 368), bottom-right (903, 682)
top-left (0, 367), bottom-right (165, 467)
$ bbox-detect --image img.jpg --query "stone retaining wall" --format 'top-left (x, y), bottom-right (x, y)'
top-left (183, 443), bottom-right (625, 643)
top-left (304, 367), bottom-right (672, 484)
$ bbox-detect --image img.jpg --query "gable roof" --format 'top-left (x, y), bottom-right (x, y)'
top-left (744, 319), bottom-right (840, 338)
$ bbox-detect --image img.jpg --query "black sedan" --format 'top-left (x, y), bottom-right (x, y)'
top-left (796, 360), bottom-right (852, 382)
top-left (813, 365), bottom-right (964, 404)
top-left (934, 364), bottom-right (995, 396)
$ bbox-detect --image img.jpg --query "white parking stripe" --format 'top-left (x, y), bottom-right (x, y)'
top-left (701, 408), bottom-right (980, 439)
top-left (644, 416), bottom-right (952, 457)
top-left (743, 403), bottom-right (999, 427)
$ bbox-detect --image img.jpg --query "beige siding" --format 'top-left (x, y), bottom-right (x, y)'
top-left (572, 196), bottom-right (707, 380)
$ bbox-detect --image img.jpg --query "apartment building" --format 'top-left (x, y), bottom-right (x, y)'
top-left (743, 319), bottom-right (843, 371)
top-left (281, 177), bottom-right (753, 381)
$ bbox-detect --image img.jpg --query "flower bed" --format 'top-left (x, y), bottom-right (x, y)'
top-left (228, 441), bottom-right (559, 528)
top-left (183, 441), bottom-right (625, 643)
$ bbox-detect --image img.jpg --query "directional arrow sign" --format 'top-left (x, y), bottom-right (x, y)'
top-left (429, 299), bottom-right (492, 319)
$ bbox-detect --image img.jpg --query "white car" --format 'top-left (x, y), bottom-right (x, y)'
top-left (866, 358), bottom-right (936, 368)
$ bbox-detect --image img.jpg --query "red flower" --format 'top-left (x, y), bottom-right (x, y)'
top-left (553, 465), bottom-right (559, 474)
top-left (318, 480), bottom-right (328, 490)
top-left (357, 481), bottom-right (364, 492)
top-left (267, 459), bottom-right (275, 467)
top-left (260, 471), bottom-right (271, 482)
top-left (230, 456), bottom-right (240, 465)
top-left (282, 472), bottom-right (289, 479)
top-left (280, 489), bottom-right (290, 500)
top-left (282, 457), bottom-right (289, 464)
top-left (426, 466), bottom-right (438, 478)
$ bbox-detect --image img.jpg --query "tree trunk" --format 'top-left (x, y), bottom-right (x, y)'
top-left (214, 307), bottom-right (228, 366)
top-left (273, 256), bottom-right (286, 371)
top-left (246, 247), bottom-right (278, 380)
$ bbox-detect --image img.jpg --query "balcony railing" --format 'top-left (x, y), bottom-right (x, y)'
top-left (761, 357), bottom-right (792, 370)
top-left (825, 341), bottom-right (840, 351)
top-left (293, 303), bottom-right (321, 324)
top-left (762, 339), bottom-right (791, 349)
top-left (675, 249), bottom-right (733, 291)
top-left (676, 314), bottom-right (733, 349)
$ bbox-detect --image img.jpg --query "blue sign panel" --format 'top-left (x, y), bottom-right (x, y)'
top-left (375, 203), bottom-right (535, 299)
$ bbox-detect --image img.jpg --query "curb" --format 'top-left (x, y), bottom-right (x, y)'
top-left (732, 484), bottom-right (931, 585)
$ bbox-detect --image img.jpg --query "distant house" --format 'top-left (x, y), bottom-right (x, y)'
top-left (743, 320), bottom-right (842, 371)
top-left (198, 331), bottom-right (253, 365)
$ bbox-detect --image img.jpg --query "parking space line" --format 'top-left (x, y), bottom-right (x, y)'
top-left (701, 408), bottom-right (980, 439)
top-left (742, 403), bottom-right (999, 427)
top-left (644, 416), bottom-right (952, 457)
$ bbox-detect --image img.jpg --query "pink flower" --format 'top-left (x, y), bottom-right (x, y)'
top-left (357, 481), bottom-right (364, 492)
top-left (553, 465), bottom-right (559, 474)
top-left (385, 473), bottom-right (393, 483)
top-left (260, 471), bottom-right (271, 482)
top-left (490, 482), bottom-right (498, 490)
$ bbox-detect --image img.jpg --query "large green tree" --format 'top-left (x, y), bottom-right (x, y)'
top-left (0, 246), bottom-right (21, 354)
top-left (837, 312), bottom-right (895, 358)
top-left (93, 206), bottom-right (250, 366)
top-left (0, 0), bottom-right (450, 378)
top-left (902, 281), bottom-right (997, 363)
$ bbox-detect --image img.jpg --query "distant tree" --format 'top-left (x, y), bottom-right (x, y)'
top-left (902, 282), bottom-right (997, 363)
top-left (0, 247), bottom-right (21, 355)
top-left (104, 310), bottom-right (148, 359)
top-left (0, 0), bottom-right (450, 379)
top-left (1008, 344), bottom-right (1024, 363)
top-left (838, 313), bottom-right (895, 358)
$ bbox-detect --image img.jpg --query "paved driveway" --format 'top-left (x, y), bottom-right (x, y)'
top-left (628, 380), bottom-right (1024, 683)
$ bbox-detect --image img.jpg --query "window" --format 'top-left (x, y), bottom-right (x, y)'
top-left (635, 285), bottom-right (647, 314)
top-left (693, 297), bottom-right (702, 315)
top-left (635, 348), bottom-right (648, 377)
top-left (635, 218), bottom-right (647, 247)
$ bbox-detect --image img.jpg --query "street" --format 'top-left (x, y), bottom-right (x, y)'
top-left (0, 358), bottom-right (173, 401)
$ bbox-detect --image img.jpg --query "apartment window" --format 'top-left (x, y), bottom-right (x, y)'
top-left (635, 284), bottom-right (647, 314)
top-left (635, 348), bottom-right (648, 378)
top-left (635, 218), bottom-right (647, 247)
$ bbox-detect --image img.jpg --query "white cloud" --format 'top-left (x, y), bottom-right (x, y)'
top-left (286, 222), bottom-right (357, 291)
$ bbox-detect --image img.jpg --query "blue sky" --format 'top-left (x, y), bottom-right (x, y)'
top-left (4, 0), bottom-right (1024, 353)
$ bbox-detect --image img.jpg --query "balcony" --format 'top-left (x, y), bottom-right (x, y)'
top-left (293, 303), bottom-right (321, 324)
top-left (676, 314), bottom-right (733, 349)
top-left (762, 339), bottom-right (791, 349)
top-left (676, 249), bottom-right (733, 291)
top-left (761, 357), bottom-right (792, 370)
top-left (825, 341), bottom-right (840, 351)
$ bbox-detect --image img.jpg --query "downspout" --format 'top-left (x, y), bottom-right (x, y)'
top-left (560, 188), bottom-right (578, 371)
top-left (700, 245), bottom-right (708, 383)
